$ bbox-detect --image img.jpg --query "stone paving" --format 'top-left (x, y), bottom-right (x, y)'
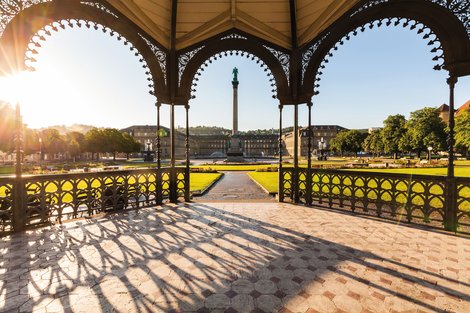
top-left (197, 172), bottom-right (274, 201)
top-left (1, 202), bottom-right (469, 313)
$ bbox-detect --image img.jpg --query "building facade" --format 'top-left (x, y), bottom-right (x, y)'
top-left (122, 126), bottom-right (281, 158)
top-left (283, 125), bottom-right (347, 157)
top-left (121, 125), bottom-right (186, 158)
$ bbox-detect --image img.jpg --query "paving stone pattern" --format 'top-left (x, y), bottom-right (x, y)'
top-left (1, 203), bottom-right (469, 312)
top-left (197, 172), bottom-right (273, 201)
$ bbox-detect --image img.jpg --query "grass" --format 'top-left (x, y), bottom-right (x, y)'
top-left (193, 164), bottom-right (277, 171)
top-left (190, 173), bottom-right (222, 193)
top-left (247, 172), bottom-right (278, 194)
top-left (345, 167), bottom-right (470, 177)
top-left (0, 167), bottom-right (14, 175)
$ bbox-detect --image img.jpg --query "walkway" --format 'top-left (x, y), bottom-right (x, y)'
top-left (198, 171), bottom-right (273, 201)
top-left (1, 203), bottom-right (469, 312)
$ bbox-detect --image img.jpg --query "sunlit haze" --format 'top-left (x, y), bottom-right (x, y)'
top-left (0, 26), bottom-right (469, 130)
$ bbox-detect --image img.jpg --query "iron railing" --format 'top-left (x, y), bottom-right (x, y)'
top-left (280, 168), bottom-right (470, 233)
top-left (0, 167), bottom-right (189, 235)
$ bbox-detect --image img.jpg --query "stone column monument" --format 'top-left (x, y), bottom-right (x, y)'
top-left (227, 67), bottom-right (244, 162)
top-left (232, 67), bottom-right (239, 135)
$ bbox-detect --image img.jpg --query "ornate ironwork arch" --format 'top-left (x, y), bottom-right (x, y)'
top-left (301, 0), bottom-right (470, 100)
top-left (177, 34), bottom-right (291, 105)
top-left (0, 0), bottom-right (168, 101)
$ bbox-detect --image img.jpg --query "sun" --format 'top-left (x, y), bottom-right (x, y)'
top-left (0, 63), bottom-right (82, 128)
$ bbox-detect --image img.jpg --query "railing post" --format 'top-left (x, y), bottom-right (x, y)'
top-left (445, 76), bottom-right (458, 231)
top-left (169, 104), bottom-right (178, 203)
top-left (155, 168), bottom-right (163, 205)
top-left (156, 102), bottom-right (162, 169)
top-left (12, 103), bottom-right (25, 232)
top-left (184, 104), bottom-right (191, 202)
top-left (278, 104), bottom-right (284, 202)
top-left (293, 104), bottom-right (299, 203)
top-left (306, 101), bottom-right (313, 206)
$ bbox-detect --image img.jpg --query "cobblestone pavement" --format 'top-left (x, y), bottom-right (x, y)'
top-left (1, 203), bottom-right (469, 313)
top-left (197, 172), bottom-right (274, 201)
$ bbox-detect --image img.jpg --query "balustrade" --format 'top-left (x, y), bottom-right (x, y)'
top-left (0, 167), bottom-right (187, 234)
top-left (280, 167), bottom-right (469, 233)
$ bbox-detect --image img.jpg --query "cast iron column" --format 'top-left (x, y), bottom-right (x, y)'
top-left (185, 104), bottom-right (190, 201)
top-left (445, 76), bottom-right (458, 231)
top-left (169, 104), bottom-right (177, 203)
top-left (278, 104), bottom-right (284, 202)
top-left (13, 103), bottom-right (24, 231)
top-left (293, 104), bottom-right (299, 203)
top-left (306, 101), bottom-right (313, 205)
top-left (156, 102), bottom-right (161, 169)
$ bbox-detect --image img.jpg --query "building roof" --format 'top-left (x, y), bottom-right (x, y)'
top-left (456, 100), bottom-right (470, 116)
top-left (438, 104), bottom-right (450, 112)
top-left (105, 0), bottom-right (361, 50)
top-left (120, 125), bottom-right (170, 132)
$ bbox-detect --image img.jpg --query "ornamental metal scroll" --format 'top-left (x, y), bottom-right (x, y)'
top-left (354, 0), bottom-right (470, 38)
top-left (0, 168), bottom-right (177, 231)
top-left (0, 178), bottom-right (14, 234)
top-left (305, 169), bottom-right (448, 227)
top-left (0, 0), bottom-right (51, 37)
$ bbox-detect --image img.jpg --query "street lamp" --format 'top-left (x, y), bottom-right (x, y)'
top-left (427, 146), bottom-right (433, 162)
top-left (39, 137), bottom-right (43, 165)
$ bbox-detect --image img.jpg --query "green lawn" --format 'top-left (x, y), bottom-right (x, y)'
top-left (190, 173), bottom-right (222, 193)
top-left (247, 172), bottom-right (278, 194)
top-left (346, 167), bottom-right (470, 177)
top-left (193, 164), bottom-right (277, 171)
top-left (0, 167), bottom-right (14, 175)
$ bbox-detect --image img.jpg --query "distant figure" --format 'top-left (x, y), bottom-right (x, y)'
top-left (232, 67), bottom-right (238, 82)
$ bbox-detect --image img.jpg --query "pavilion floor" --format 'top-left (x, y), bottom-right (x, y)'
top-left (0, 202), bottom-right (469, 313)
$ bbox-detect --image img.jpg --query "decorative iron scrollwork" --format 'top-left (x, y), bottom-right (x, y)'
top-left (433, 0), bottom-right (470, 38)
top-left (301, 34), bottom-right (327, 85)
top-left (81, 1), bottom-right (118, 18)
top-left (221, 33), bottom-right (247, 40)
top-left (178, 45), bottom-right (204, 86)
top-left (263, 45), bottom-right (290, 83)
top-left (0, 0), bottom-right (51, 37)
top-left (141, 35), bottom-right (168, 83)
top-left (354, 0), bottom-right (470, 38)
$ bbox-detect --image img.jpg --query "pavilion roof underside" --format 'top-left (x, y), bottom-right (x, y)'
top-left (104, 0), bottom-right (361, 50)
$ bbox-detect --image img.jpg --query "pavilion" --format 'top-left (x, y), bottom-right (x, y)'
top-left (0, 1), bottom-right (469, 231)
top-left (2, 2), bottom-right (470, 312)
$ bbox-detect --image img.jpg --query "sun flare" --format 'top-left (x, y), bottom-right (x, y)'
top-left (0, 62), bottom-right (84, 128)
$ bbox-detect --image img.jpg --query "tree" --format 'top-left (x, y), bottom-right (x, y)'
top-left (344, 130), bottom-right (368, 157)
top-left (382, 114), bottom-right (406, 159)
top-left (121, 133), bottom-right (141, 160)
top-left (39, 129), bottom-right (66, 159)
top-left (330, 130), bottom-right (367, 156)
top-left (363, 129), bottom-right (384, 157)
top-left (455, 108), bottom-right (470, 156)
top-left (330, 131), bottom-right (348, 156)
top-left (0, 102), bottom-right (15, 153)
top-left (102, 128), bottom-right (125, 160)
top-left (23, 128), bottom-right (40, 156)
top-left (405, 107), bottom-right (447, 158)
top-left (85, 128), bottom-right (106, 160)
top-left (66, 131), bottom-right (86, 162)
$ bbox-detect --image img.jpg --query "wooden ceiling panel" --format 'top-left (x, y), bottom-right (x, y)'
top-left (104, 0), bottom-right (359, 51)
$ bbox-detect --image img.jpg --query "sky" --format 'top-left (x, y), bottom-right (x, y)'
top-left (0, 24), bottom-right (469, 131)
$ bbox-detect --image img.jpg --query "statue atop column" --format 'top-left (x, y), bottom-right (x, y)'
top-left (232, 67), bottom-right (239, 83)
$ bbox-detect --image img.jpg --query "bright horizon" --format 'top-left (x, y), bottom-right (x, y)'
top-left (0, 25), bottom-right (469, 131)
